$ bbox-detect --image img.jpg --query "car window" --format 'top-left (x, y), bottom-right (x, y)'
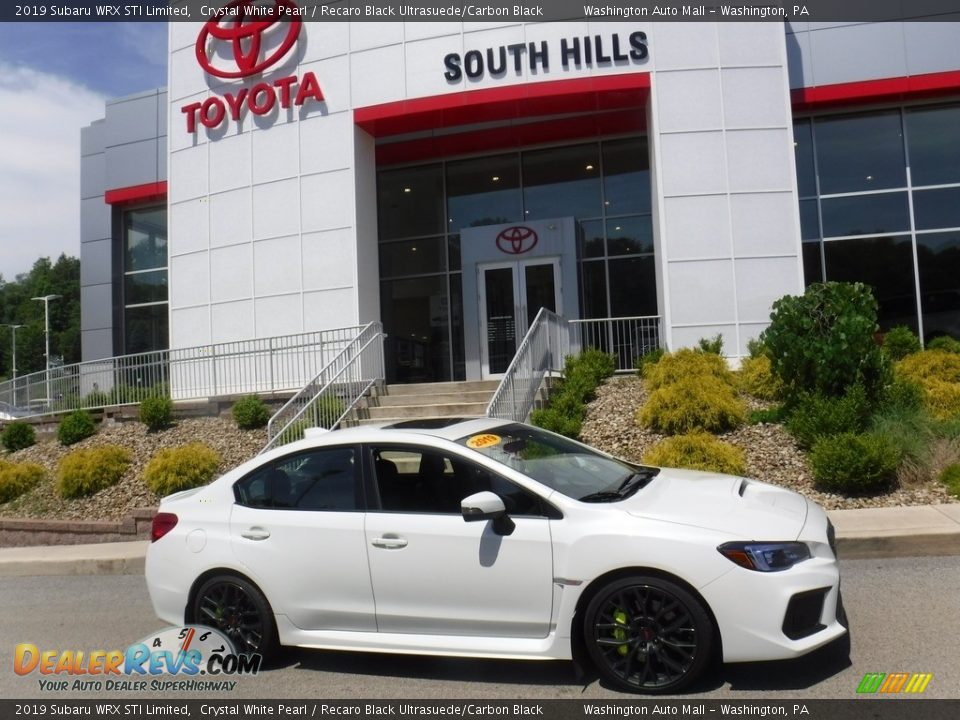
top-left (370, 446), bottom-right (547, 516)
top-left (234, 446), bottom-right (359, 511)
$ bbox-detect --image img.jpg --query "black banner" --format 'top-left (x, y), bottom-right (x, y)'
top-left (3, 0), bottom-right (960, 24)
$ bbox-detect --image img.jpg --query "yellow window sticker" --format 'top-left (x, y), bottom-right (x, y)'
top-left (466, 433), bottom-right (501, 449)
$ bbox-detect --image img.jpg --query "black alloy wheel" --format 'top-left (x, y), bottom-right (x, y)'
top-left (193, 575), bottom-right (278, 659)
top-left (583, 575), bottom-right (713, 693)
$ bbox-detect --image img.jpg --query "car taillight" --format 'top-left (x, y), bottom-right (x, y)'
top-left (151, 512), bottom-right (178, 542)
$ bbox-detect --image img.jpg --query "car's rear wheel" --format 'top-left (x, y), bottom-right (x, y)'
top-left (193, 575), bottom-right (278, 660)
top-left (583, 575), bottom-right (713, 693)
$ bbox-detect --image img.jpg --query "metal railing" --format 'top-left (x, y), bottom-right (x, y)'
top-left (264, 321), bottom-right (385, 452)
top-left (486, 309), bottom-right (570, 423)
top-left (0, 326), bottom-right (364, 419)
top-left (569, 315), bottom-right (662, 372)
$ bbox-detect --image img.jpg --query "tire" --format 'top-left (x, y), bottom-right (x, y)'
top-left (192, 575), bottom-right (279, 660)
top-left (582, 575), bottom-right (713, 694)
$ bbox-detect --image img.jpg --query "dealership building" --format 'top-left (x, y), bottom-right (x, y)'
top-left (80, 17), bottom-right (960, 386)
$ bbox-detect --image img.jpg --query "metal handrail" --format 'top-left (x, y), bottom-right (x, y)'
top-left (568, 315), bottom-right (662, 372)
top-left (486, 308), bottom-right (569, 423)
top-left (263, 322), bottom-right (385, 451)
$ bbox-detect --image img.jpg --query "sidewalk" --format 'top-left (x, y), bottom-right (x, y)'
top-left (0, 505), bottom-right (958, 577)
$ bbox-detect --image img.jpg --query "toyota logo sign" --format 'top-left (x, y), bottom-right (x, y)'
top-left (196, 0), bottom-right (302, 79)
top-left (496, 226), bottom-right (539, 255)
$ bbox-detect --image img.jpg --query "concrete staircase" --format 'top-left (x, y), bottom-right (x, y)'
top-left (346, 380), bottom-right (500, 426)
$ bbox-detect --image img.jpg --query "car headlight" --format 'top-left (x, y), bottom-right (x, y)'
top-left (717, 541), bottom-right (811, 572)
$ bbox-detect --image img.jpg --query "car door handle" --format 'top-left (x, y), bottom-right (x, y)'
top-left (241, 527), bottom-right (271, 541)
top-left (372, 536), bottom-right (408, 549)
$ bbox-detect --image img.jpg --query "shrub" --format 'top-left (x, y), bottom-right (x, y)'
top-left (697, 334), bottom-right (724, 355)
top-left (896, 350), bottom-right (960, 384)
top-left (0, 460), bottom-right (46, 503)
top-left (785, 384), bottom-right (871, 449)
top-left (748, 405), bottom-right (788, 425)
top-left (529, 407), bottom-right (583, 438)
top-left (232, 395), bottom-right (271, 430)
top-left (761, 281), bottom-right (890, 402)
top-left (82, 390), bottom-right (112, 408)
top-left (941, 464), bottom-right (960, 498)
top-left (139, 396), bottom-right (173, 431)
top-left (924, 380), bottom-right (960, 421)
top-left (808, 433), bottom-right (900, 495)
top-left (881, 326), bottom-right (921, 360)
top-left (57, 411), bottom-right (96, 446)
top-left (638, 376), bottom-right (746, 435)
top-left (531, 349), bottom-right (616, 439)
top-left (642, 432), bottom-right (746, 476)
top-left (879, 379), bottom-right (925, 414)
top-left (1, 422), bottom-right (36, 452)
top-left (643, 348), bottom-right (735, 391)
top-left (928, 336), bottom-right (960, 354)
top-left (746, 337), bottom-right (767, 359)
top-left (144, 443), bottom-right (221, 496)
top-left (565, 348), bottom-right (617, 390)
top-left (634, 347), bottom-right (665, 377)
top-left (56, 445), bottom-right (130, 499)
top-left (738, 355), bottom-right (784, 401)
top-left (869, 401), bottom-right (937, 465)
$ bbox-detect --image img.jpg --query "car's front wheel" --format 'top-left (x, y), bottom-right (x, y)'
top-left (193, 575), bottom-right (279, 660)
top-left (583, 575), bottom-right (713, 693)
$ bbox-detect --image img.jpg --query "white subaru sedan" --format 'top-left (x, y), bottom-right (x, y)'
top-left (145, 418), bottom-right (847, 693)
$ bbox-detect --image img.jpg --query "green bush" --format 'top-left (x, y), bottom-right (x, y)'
top-left (928, 336), bottom-right (960, 354)
top-left (697, 334), bottom-right (724, 355)
top-left (82, 390), bottom-right (112, 408)
top-left (746, 338), bottom-right (767, 359)
top-left (869, 400), bottom-right (937, 466)
top-left (1, 422), bottom-right (36, 452)
top-left (56, 445), bottom-right (130, 499)
top-left (643, 348), bottom-right (735, 391)
top-left (634, 347), bottom-right (665, 377)
top-left (531, 349), bottom-right (616, 439)
top-left (638, 376), bottom-right (746, 435)
top-left (0, 460), bottom-right (46, 503)
top-left (761, 281), bottom-right (890, 402)
top-left (277, 419), bottom-right (308, 445)
top-left (642, 432), bottom-right (746, 476)
top-left (57, 411), bottom-right (96, 446)
top-left (808, 432), bottom-right (900, 495)
top-left (232, 395), bottom-right (271, 429)
top-left (881, 326), bottom-right (921, 360)
top-left (529, 407), bottom-right (583, 438)
top-left (139, 395), bottom-right (173, 431)
top-left (896, 350), bottom-right (960, 420)
top-left (785, 384), bottom-right (871, 449)
top-left (565, 348), bottom-right (617, 390)
top-left (144, 443), bottom-right (221, 496)
top-left (924, 380), bottom-right (960, 421)
top-left (738, 355), bottom-right (784, 401)
top-left (941, 464), bottom-right (960, 498)
top-left (879, 379), bottom-right (926, 414)
top-left (748, 405), bottom-right (788, 425)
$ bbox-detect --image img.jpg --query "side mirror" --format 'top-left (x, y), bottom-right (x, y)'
top-left (460, 491), bottom-right (515, 536)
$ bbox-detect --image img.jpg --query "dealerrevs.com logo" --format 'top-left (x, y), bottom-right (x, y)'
top-left (14, 626), bottom-right (260, 692)
top-left (182, 0), bottom-right (324, 134)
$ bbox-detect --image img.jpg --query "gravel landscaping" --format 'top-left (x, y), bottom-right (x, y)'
top-left (580, 375), bottom-right (958, 511)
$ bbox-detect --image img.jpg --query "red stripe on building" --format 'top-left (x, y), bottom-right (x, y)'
top-left (104, 181), bottom-right (168, 206)
top-left (791, 69), bottom-right (960, 111)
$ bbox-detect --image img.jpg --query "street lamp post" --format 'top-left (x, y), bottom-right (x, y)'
top-left (32, 294), bottom-right (61, 403)
top-left (2, 324), bottom-right (24, 379)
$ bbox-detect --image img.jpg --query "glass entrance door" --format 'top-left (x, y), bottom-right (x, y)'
top-left (478, 259), bottom-right (561, 378)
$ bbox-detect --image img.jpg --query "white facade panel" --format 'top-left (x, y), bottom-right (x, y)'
top-left (721, 67), bottom-right (790, 129)
top-left (251, 122), bottom-right (300, 185)
top-left (210, 245), bottom-right (253, 303)
top-left (647, 23), bottom-right (719, 71)
top-left (730, 193), bottom-right (800, 258)
top-left (169, 147), bottom-right (208, 203)
top-left (301, 171), bottom-right (356, 233)
top-left (208, 132), bottom-right (252, 194)
top-left (211, 300), bottom-right (255, 343)
top-left (725, 129), bottom-right (794, 193)
top-left (304, 288), bottom-right (359, 330)
top-left (255, 294), bottom-right (304, 338)
top-left (254, 236), bottom-right (302, 297)
top-left (350, 45), bottom-right (406, 108)
top-left (300, 112), bottom-right (354, 175)
top-left (717, 22), bottom-right (784, 67)
top-left (655, 70), bottom-right (723, 133)
top-left (169, 199), bottom-right (209, 256)
top-left (302, 229), bottom-right (357, 293)
top-left (657, 131), bottom-right (728, 196)
top-left (661, 195), bottom-right (732, 261)
top-left (169, 252), bottom-right (210, 309)
top-left (668, 260), bottom-right (737, 327)
top-left (252, 179), bottom-right (300, 240)
top-left (735, 257), bottom-right (802, 324)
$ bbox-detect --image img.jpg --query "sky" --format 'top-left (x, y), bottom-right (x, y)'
top-left (0, 22), bottom-right (168, 281)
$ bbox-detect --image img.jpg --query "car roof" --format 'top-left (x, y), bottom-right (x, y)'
top-left (302, 416), bottom-right (512, 445)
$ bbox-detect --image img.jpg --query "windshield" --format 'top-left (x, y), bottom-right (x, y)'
top-left (456, 424), bottom-right (659, 502)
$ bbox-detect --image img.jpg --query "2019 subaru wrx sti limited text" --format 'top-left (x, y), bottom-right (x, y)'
top-left (145, 418), bottom-right (847, 693)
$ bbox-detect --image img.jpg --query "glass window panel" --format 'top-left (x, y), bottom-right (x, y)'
top-left (447, 234), bottom-right (461, 272)
top-left (379, 237), bottom-right (445, 278)
top-left (814, 111), bottom-right (905, 194)
top-left (906, 104), bottom-right (960, 187)
top-left (380, 276), bottom-right (451, 384)
top-left (124, 304), bottom-right (168, 355)
top-left (523, 144), bottom-right (602, 221)
top-left (483, 267), bottom-right (517, 375)
top-left (602, 138), bottom-right (651, 215)
top-left (913, 187), bottom-right (960, 231)
top-left (800, 199), bottom-right (820, 241)
top-left (580, 260), bottom-right (608, 319)
top-left (609, 256), bottom-right (657, 317)
top-left (124, 207), bottom-right (167, 272)
top-left (802, 241), bottom-right (823, 286)
top-left (446, 154), bottom-right (522, 234)
top-left (823, 235), bottom-right (918, 332)
top-left (793, 119), bottom-right (817, 198)
top-left (378, 164), bottom-right (444, 241)
top-left (916, 231), bottom-right (960, 343)
top-left (450, 273), bottom-right (465, 381)
top-left (579, 219), bottom-right (605, 259)
top-left (607, 216), bottom-right (653, 256)
top-left (820, 192), bottom-right (909, 238)
top-left (124, 270), bottom-right (168, 306)
top-left (524, 263), bottom-right (557, 327)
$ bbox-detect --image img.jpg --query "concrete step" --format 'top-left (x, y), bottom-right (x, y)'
top-left (372, 390), bottom-right (494, 407)
top-left (384, 380), bottom-right (501, 396)
top-left (363, 402), bottom-right (490, 420)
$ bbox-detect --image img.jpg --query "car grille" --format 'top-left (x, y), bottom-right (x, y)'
top-left (782, 587), bottom-right (829, 640)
